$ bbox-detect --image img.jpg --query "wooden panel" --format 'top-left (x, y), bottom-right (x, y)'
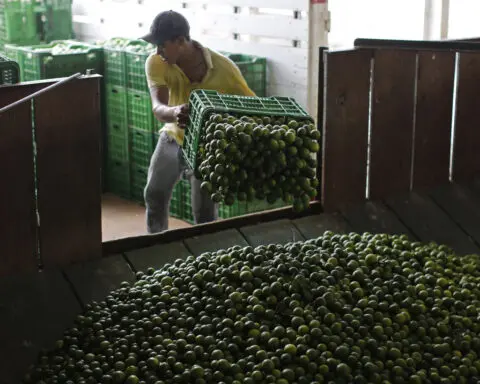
top-left (34, 77), bottom-right (102, 268)
top-left (430, 183), bottom-right (480, 246)
top-left (452, 52), bottom-right (480, 182)
top-left (386, 192), bottom-right (479, 255)
top-left (64, 255), bottom-right (135, 305)
top-left (322, 49), bottom-right (371, 211)
top-left (125, 242), bottom-right (191, 272)
top-left (184, 229), bottom-right (248, 256)
top-left (0, 87), bottom-right (38, 277)
top-left (0, 270), bottom-right (81, 383)
top-left (240, 219), bottom-right (305, 247)
top-left (413, 51), bottom-right (455, 189)
top-left (342, 201), bottom-right (414, 238)
top-left (294, 213), bottom-right (352, 239)
top-left (369, 49), bottom-right (416, 199)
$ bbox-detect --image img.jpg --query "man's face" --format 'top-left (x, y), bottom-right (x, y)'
top-left (157, 38), bottom-right (184, 65)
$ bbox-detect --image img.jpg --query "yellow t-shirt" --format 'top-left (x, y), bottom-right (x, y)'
top-left (145, 44), bottom-right (255, 145)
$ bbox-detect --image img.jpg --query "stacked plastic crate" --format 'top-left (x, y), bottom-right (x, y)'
top-left (3, 40), bottom-right (102, 81)
top-left (0, 0), bottom-right (73, 57)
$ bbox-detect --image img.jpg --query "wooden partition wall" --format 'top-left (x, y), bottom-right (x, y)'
top-left (0, 76), bottom-right (103, 276)
top-left (321, 38), bottom-right (480, 212)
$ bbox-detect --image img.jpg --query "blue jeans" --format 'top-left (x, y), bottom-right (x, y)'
top-left (144, 131), bottom-right (218, 233)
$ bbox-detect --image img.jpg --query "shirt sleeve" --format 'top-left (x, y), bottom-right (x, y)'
top-left (145, 53), bottom-right (167, 88)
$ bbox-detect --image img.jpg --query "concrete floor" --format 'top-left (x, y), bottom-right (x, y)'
top-left (101, 193), bottom-right (191, 241)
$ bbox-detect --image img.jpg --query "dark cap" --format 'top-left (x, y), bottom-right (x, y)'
top-left (141, 10), bottom-right (190, 46)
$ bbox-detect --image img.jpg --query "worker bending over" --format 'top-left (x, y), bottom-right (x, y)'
top-left (142, 10), bottom-right (254, 234)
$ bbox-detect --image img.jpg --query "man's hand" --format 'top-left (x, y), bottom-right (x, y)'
top-left (172, 104), bottom-right (190, 129)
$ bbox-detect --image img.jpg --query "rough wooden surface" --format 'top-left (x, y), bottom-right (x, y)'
top-left (184, 228), bottom-right (249, 256)
top-left (387, 191), bottom-right (479, 254)
top-left (322, 49), bottom-right (371, 211)
top-left (35, 77), bottom-right (102, 268)
top-left (413, 51), bottom-right (455, 190)
top-left (0, 270), bottom-right (81, 384)
top-left (293, 213), bottom-right (352, 239)
top-left (240, 219), bottom-right (305, 246)
top-left (369, 49), bottom-right (416, 199)
top-left (64, 255), bottom-right (135, 305)
top-left (342, 201), bottom-right (415, 238)
top-left (0, 87), bottom-right (38, 277)
top-left (125, 242), bottom-right (191, 272)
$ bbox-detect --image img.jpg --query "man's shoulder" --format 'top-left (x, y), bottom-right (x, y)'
top-left (145, 53), bottom-right (168, 73)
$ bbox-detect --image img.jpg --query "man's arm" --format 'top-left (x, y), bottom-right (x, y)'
top-left (149, 85), bottom-right (189, 128)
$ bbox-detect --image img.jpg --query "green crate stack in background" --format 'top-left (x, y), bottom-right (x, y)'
top-left (0, 0), bottom-right (73, 54)
top-left (222, 52), bottom-right (267, 97)
top-left (3, 40), bottom-right (102, 81)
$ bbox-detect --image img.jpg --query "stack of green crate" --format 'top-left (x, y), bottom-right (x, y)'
top-left (123, 41), bottom-right (158, 203)
top-left (0, 0), bottom-right (73, 54)
top-left (41, 0), bottom-right (74, 42)
top-left (0, 52), bottom-right (20, 84)
top-left (0, 0), bottom-right (39, 51)
top-left (4, 40), bottom-right (102, 81)
top-left (102, 37), bottom-right (137, 199)
top-left (222, 52), bottom-right (267, 97)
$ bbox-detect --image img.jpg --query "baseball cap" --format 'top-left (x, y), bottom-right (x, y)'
top-left (141, 10), bottom-right (190, 46)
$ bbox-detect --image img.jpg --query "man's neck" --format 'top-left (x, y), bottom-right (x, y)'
top-left (177, 41), bottom-right (199, 67)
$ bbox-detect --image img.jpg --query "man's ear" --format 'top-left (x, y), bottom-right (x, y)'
top-left (177, 36), bottom-right (187, 45)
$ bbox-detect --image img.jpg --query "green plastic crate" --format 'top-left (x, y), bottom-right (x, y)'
top-left (102, 38), bottom-right (130, 87)
top-left (179, 179), bottom-right (194, 224)
top-left (0, 53), bottom-right (19, 84)
top-left (127, 89), bottom-right (154, 132)
top-left (125, 41), bottom-right (154, 92)
top-left (183, 89), bottom-right (313, 170)
top-left (106, 84), bottom-right (128, 125)
top-left (131, 164), bottom-right (148, 204)
top-left (130, 127), bottom-right (154, 168)
top-left (42, 0), bottom-right (73, 42)
top-left (228, 53), bottom-right (267, 97)
top-left (107, 121), bottom-right (129, 162)
top-left (0, 0), bottom-right (39, 45)
top-left (3, 43), bottom-right (23, 77)
top-left (107, 158), bottom-right (130, 199)
top-left (218, 198), bottom-right (287, 219)
top-left (16, 40), bottom-right (103, 81)
top-left (170, 181), bottom-right (183, 220)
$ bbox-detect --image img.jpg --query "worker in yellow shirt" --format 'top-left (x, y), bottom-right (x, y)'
top-left (142, 10), bottom-right (255, 233)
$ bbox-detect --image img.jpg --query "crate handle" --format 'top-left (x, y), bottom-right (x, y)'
top-left (134, 94), bottom-right (141, 99)
top-left (112, 88), bottom-right (118, 94)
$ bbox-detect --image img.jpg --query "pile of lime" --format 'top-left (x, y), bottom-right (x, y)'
top-left (196, 114), bottom-right (320, 212)
top-left (24, 232), bottom-right (480, 383)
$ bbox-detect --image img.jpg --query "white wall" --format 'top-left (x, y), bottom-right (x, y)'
top-left (328, 0), bottom-right (426, 49)
top-left (72, 0), bottom-right (316, 111)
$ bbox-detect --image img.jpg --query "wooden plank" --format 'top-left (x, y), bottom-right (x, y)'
top-left (386, 192), bottom-right (479, 255)
top-left (0, 270), bottom-right (81, 383)
top-left (413, 51), bottom-right (455, 189)
top-left (184, 229), bottom-right (248, 256)
top-left (452, 51), bottom-right (480, 183)
top-left (0, 87), bottom-right (38, 277)
top-left (34, 77), bottom-right (102, 268)
top-left (64, 255), bottom-right (135, 305)
top-left (103, 202), bottom-right (322, 256)
top-left (430, 183), bottom-right (480, 246)
top-left (125, 242), bottom-right (191, 272)
top-left (293, 212), bottom-right (352, 239)
top-left (341, 201), bottom-right (414, 238)
top-left (240, 219), bottom-right (305, 247)
top-left (369, 49), bottom-right (416, 199)
top-left (322, 49), bottom-right (371, 211)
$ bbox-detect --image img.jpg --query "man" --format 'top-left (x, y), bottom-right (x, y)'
top-left (141, 10), bottom-right (255, 234)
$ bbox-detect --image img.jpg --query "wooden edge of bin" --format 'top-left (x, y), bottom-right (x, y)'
top-left (103, 201), bottom-right (323, 255)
